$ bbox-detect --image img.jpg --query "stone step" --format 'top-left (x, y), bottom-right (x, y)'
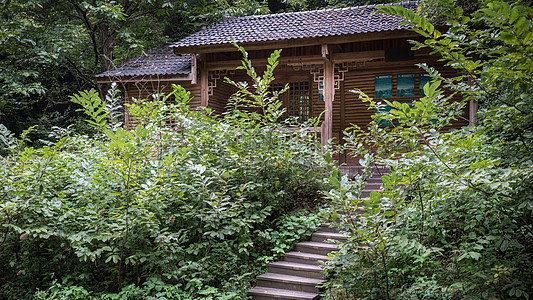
top-left (350, 206), bottom-right (368, 215)
top-left (295, 241), bottom-right (338, 256)
top-left (255, 273), bottom-right (323, 293)
top-left (248, 168), bottom-right (389, 300)
top-left (365, 182), bottom-right (382, 189)
top-left (329, 211), bottom-right (363, 226)
top-left (267, 261), bottom-right (324, 279)
top-left (361, 189), bottom-right (382, 198)
top-left (366, 177), bottom-right (384, 183)
top-left (318, 223), bottom-right (337, 232)
top-left (311, 231), bottom-right (348, 243)
top-left (249, 286), bottom-right (319, 300)
top-left (284, 251), bottom-right (330, 265)
top-left (338, 166), bottom-right (390, 178)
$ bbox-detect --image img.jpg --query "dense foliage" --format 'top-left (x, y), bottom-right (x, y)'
top-left (0, 0), bottom-right (270, 141)
top-left (322, 0), bottom-right (532, 299)
top-left (0, 48), bottom-right (327, 299)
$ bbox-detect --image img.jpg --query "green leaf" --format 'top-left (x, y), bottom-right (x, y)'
top-left (328, 177), bottom-right (340, 188)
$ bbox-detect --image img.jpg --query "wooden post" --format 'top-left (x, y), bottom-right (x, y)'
top-left (190, 54), bottom-right (197, 85)
top-left (200, 61), bottom-right (209, 107)
top-left (124, 85), bottom-right (131, 130)
top-left (340, 81), bottom-right (345, 163)
top-left (322, 54), bottom-right (334, 146)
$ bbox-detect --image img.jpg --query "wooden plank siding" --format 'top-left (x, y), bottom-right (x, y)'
top-left (340, 65), bottom-right (469, 130)
top-left (124, 81), bottom-right (201, 107)
top-left (209, 80), bottom-right (237, 115)
top-left (336, 61), bottom-right (470, 164)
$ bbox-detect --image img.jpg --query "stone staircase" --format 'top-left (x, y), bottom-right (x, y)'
top-left (248, 224), bottom-right (344, 300)
top-left (248, 167), bottom-right (387, 300)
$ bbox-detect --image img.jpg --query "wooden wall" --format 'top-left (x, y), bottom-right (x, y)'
top-left (337, 61), bottom-right (470, 164)
top-left (209, 81), bottom-right (237, 115)
top-left (125, 81), bottom-right (201, 108)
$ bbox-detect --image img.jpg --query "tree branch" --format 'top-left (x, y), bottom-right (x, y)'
top-left (65, 55), bottom-right (97, 87)
top-left (66, 0), bottom-right (100, 71)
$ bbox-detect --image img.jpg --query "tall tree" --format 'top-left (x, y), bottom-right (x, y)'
top-left (60, 0), bottom-right (174, 73)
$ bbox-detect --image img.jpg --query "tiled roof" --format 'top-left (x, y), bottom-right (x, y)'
top-left (171, 1), bottom-right (418, 49)
top-left (96, 46), bottom-right (191, 78)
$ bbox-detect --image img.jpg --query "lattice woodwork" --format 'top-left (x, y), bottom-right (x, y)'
top-left (208, 70), bottom-right (235, 95)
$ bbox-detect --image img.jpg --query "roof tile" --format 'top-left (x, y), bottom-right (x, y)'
top-left (96, 46), bottom-right (191, 78)
top-left (170, 1), bottom-right (418, 49)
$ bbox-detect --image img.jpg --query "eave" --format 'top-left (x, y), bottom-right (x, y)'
top-left (96, 73), bottom-right (194, 84)
top-left (171, 29), bottom-right (420, 55)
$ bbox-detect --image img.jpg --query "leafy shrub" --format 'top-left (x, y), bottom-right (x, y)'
top-left (322, 1), bottom-right (532, 299)
top-left (0, 46), bottom-right (327, 299)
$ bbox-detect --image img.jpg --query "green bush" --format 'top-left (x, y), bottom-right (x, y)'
top-left (0, 46), bottom-right (327, 299)
top-left (322, 1), bottom-right (532, 299)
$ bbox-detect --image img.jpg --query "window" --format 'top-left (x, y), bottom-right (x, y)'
top-left (269, 81), bottom-right (311, 122)
top-left (269, 83), bottom-right (284, 94)
top-left (375, 104), bottom-right (393, 126)
top-left (397, 74), bottom-right (415, 97)
top-left (373, 73), bottom-right (437, 126)
top-left (373, 73), bottom-right (418, 126)
top-left (288, 81), bottom-right (311, 122)
top-left (375, 75), bottom-right (392, 98)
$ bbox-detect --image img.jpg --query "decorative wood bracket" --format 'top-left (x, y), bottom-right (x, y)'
top-left (306, 63), bottom-right (351, 96)
top-left (321, 44), bottom-right (330, 59)
top-left (190, 54), bottom-right (197, 84)
top-left (207, 69), bottom-right (235, 95)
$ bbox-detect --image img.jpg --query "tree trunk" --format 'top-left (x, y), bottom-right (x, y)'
top-left (97, 24), bottom-right (118, 73)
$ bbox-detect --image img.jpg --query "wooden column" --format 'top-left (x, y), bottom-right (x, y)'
top-left (339, 81), bottom-right (345, 163)
top-left (322, 53), bottom-right (334, 146)
top-left (190, 54), bottom-right (197, 85)
top-left (200, 61), bottom-right (209, 107)
top-left (124, 85), bottom-right (131, 130)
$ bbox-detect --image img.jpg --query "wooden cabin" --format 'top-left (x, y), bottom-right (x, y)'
top-left (96, 1), bottom-right (475, 164)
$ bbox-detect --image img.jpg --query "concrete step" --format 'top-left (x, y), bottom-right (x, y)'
top-left (361, 189), bottom-right (382, 198)
top-left (295, 241), bottom-right (338, 256)
top-left (365, 182), bottom-right (382, 189)
top-left (249, 286), bottom-right (319, 300)
top-left (284, 251), bottom-right (330, 265)
top-left (255, 273), bottom-right (323, 293)
top-left (318, 223), bottom-right (337, 232)
top-left (267, 261), bottom-right (324, 279)
top-left (366, 177), bottom-right (384, 183)
top-left (311, 231), bottom-right (348, 243)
